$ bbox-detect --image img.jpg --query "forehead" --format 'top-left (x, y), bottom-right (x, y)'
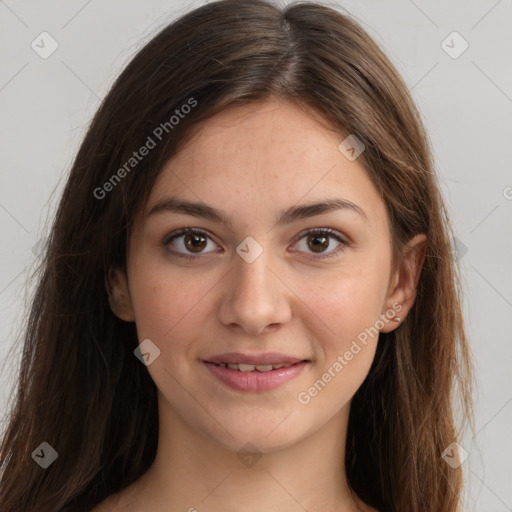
top-left (142, 99), bottom-right (387, 231)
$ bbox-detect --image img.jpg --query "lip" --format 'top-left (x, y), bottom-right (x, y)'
top-left (202, 359), bottom-right (310, 392)
top-left (203, 352), bottom-right (308, 366)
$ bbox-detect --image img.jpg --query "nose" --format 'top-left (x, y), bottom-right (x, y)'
top-left (217, 247), bottom-right (292, 335)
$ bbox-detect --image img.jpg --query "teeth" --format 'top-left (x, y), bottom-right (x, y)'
top-left (238, 363), bottom-right (256, 372)
top-left (217, 362), bottom-right (297, 371)
top-left (255, 364), bottom-right (273, 372)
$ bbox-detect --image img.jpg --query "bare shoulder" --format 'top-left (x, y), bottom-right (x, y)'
top-left (90, 474), bottom-right (147, 511)
top-left (89, 495), bottom-right (116, 512)
top-left (358, 500), bottom-right (381, 512)
top-left (89, 490), bottom-right (128, 512)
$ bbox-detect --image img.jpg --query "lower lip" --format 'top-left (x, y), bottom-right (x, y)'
top-left (203, 361), bottom-right (309, 392)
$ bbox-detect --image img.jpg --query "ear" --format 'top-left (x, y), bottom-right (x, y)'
top-left (379, 233), bottom-right (427, 333)
top-left (105, 267), bottom-right (135, 322)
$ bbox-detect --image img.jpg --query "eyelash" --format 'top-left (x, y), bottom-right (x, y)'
top-left (163, 226), bottom-right (349, 261)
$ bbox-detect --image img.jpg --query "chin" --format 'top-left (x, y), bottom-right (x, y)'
top-left (204, 412), bottom-right (315, 455)
top-left (214, 431), bottom-right (302, 455)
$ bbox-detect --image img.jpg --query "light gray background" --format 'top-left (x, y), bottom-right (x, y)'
top-left (1, 0), bottom-right (511, 510)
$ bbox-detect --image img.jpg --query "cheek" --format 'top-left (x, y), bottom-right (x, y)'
top-left (298, 264), bottom-right (388, 348)
top-left (291, 265), bottom-right (388, 406)
top-left (295, 286), bottom-right (380, 415)
top-left (129, 266), bottom-right (218, 356)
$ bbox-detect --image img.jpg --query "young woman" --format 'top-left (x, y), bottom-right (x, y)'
top-left (0, 1), bottom-right (474, 511)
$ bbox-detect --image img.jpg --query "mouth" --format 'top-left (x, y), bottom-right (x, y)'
top-left (204, 361), bottom-right (308, 372)
top-left (201, 354), bottom-right (311, 392)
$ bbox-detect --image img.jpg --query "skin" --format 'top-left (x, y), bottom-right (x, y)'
top-left (97, 98), bottom-right (426, 512)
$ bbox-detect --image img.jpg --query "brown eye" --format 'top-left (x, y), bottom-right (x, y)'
top-left (164, 228), bottom-right (218, 259)
top-left (306, 233), bottom-right (329, 253)
top-left (183, 233), bottom-right (207, 253)
top-left (292, 228), bottom-right (347, 259)
top-left (164, 227), bottom-right (348, 261)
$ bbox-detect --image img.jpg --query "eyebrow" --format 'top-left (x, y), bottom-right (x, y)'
top-left (146, 196), bottom-right (369, 228)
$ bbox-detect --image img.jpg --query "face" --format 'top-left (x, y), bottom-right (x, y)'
top-left (108, 99), bottom-right (422, 453)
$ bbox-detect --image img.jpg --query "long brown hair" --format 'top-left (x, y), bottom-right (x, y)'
top-left (0, 1), bottom-right (474, 511)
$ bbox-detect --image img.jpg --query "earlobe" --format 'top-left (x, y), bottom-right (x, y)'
top-left (380, 234), bottom-right (427, 333)
top-left (105, 267), bottom-right (135, 322)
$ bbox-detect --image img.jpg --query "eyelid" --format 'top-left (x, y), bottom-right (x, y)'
top-left (162, 227), bottom-right (220, 259)
top-left (289, 227), bottom-right (349, 259)
top-left (163, 226), bottom-right (349, 260)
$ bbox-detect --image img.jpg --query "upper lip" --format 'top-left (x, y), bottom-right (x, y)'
top-left (203, 352), bottom-right (309, 365)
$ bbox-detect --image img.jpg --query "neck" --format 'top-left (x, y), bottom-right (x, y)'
top-left (118, 394), bottom-right (363, 512)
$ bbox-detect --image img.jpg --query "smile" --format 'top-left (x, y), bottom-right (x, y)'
top-left (202, 360), bottom-right (309, 392)
top-left (209, 362), bottom-right (297, 371)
